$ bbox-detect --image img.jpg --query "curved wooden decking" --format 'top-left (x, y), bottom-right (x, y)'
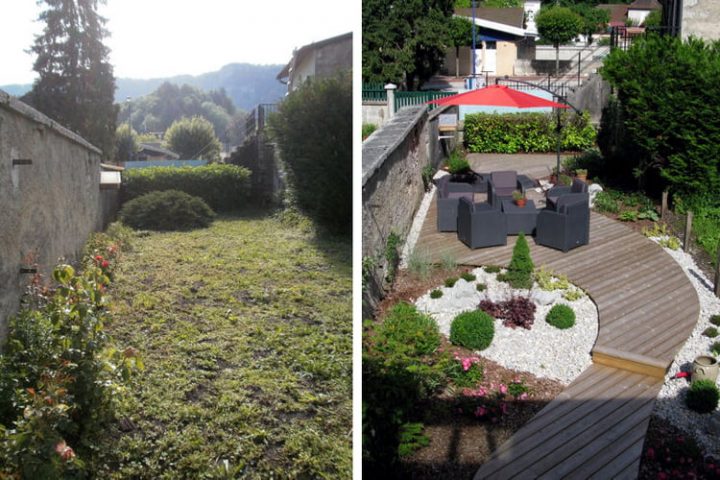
top-left (414, 196), bottom-right (700, 478)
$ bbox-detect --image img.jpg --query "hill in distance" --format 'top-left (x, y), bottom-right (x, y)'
top-left (1, 63), bottom-right (287, 111)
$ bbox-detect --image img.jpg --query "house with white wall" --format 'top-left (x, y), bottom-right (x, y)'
top-left (276, 32), bottom-right (352, 92)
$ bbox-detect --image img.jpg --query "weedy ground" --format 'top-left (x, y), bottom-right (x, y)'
top-left (93, 213), bottom-right (352, 479)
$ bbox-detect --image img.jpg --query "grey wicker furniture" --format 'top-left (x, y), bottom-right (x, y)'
top-left (535, 195), bottom-right (590, 252)
top-left (456, 186), bottom-right (506, 249)
top-left (501, 199), bottom-right (539, 235)
top-left (490, 170), bottom-right (524, 199)
top-left (436, 175), bottom-right (474, 232)
top-left (546, 178), bottom-right (588, 210)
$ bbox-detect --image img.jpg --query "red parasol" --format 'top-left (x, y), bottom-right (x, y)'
top-left (427, 85), bottom-right (568, 109)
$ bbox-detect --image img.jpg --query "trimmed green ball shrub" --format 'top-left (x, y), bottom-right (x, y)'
top-left (685, 379), bottom-right (720, 414)
top-left (461, 272), bottom-right (477, 282)
top-left (119, 190), bottom-right (215, 231)
top-left (476, 283), bottom-right (487, 292)
top-left (546, 304), bottom-right (576, 329)
top-left (450, 311), bottom-right (495, 351)
top-left (121, 164), bottom-right (251, 212)
top-left (445, 277), bottom-right (458, 288)
top-left (703, 327), bottom-right (719, 338)
top-left (375, 302), bottom-right (441, 356)
top-left (710, 315), bottom-right (720, 327)
top-left (430, 289), bottom-right (443, 299)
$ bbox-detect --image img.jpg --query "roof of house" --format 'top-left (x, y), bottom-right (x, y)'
top-left (628, 0), bottom-right (661, 10)
top-left (138, 143), bottom-right (179, 159)
top-left (276, 32), bottom-right (353, 80)
top-left (598, 4), bottom-right (630, 24)
top-left (455, 7), bottom-right (525, 29)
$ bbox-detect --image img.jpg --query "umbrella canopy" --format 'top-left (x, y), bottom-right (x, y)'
top-left (428, 85), bottom-right (568, 109)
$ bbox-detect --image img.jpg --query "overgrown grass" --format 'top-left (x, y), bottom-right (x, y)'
top-left (92, 214), bottom-right (352, 478)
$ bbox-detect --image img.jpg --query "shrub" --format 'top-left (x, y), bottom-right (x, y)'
top-left (430, 289), bottom-right (443, 299)
top-left (618, 210), bottom-right (639, 222)
top-left (119, 190), bottom-right (215, 231)
top-left (501, 233), bottom-right (534, 289)
top-left (398, 422), bottom-right (429, 457)
top-left (440, 251), bottom-right (458, 271)
top-left (484, 265), bottom-right (501, 274)
top-left (445, 277), bottom-right (458, 288)
top-left (563, 288), bottom-right (584, 301)
top-left (685, 379), bottom-right (720, 414)
top-left (534, 266), bottom-right (571, 292)
top-left (710, 315), bottom-right (720, 327)
top-left (267, 73), bottom-right (351, 233)
top-left (659, 236), bottom-right (681, 250)
top-left (476, 283), bottom-right (487, 292)
top-left (375, 303), bottom-right (441, 357)
top-left (546, 304), bottom-right (576, 329)
top-left (638, 208), bottom-right (660, 222)
top-left (703, 327), bottom-right (719, 338)
top-left (710, 342), bottom-right (720, 356)
top-left (464, 111), bottom-right (595, 154)
top-left (461, 272), bottom-right (477, 282)
top-left (164, 116), bottom-right (222, 161)
top-left (479, 297), bottom-right (536, 330)
top-left (507, 380), bottom-right (529, 399)
top-left (450, 311), bottom-right (495, 350)
top-left (446, 150), bottom-right (471, 174)
top-left (362, 123), bottom-right (377, 140)
top-left (122, 164), bottom-right (250, 212)
top-left (593, 191), bottom-right (620, 214)
top-left (446, 356), bottom-right (484, 388)
top-left (385, 232), bottom-right (401, 283)
top-left (407, 248), bottom-right (432, 280)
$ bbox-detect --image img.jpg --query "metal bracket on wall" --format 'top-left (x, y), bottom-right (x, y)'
top-left (12, 158), bottom-right (32, 166)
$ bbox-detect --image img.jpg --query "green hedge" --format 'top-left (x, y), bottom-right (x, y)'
top-left (464, 112), bottom-right (596, 153)
top-left (121, 164), bottom-right (251, 212)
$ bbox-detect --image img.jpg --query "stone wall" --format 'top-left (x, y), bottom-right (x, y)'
top-left (362, 102), bottom-right (389, 128)
top-left (0, 90), bottom-right (104, 336)
top-left (362, 105), bottom-right (455, 316)
top-left (567, 74), bottom-right (612, 126)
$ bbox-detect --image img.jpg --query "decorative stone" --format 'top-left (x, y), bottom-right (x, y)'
top-left (588, 183), bottom-right (604, 207)
top-left (531, 289), bottom-right (560, 306)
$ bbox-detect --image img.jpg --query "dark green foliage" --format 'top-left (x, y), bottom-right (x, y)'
top-left (568, 3), bottom-right (609, 44)
top-left (430, 289), bottom-right (443, 299)
top-left (461, 272), bottom-right (477, 282)
top-left (375, 303), bottom-right (441, 357)
top-left (362, 123), bottom-right (377, 140)
top-left (535, 6), bottom-right (584, 75)
top-left (601, 35), bottom-right (720, 199)
top-left (503, 233), bottom-right (534, 289)
top-left (444, 277), bottom-right (459, 288)
top-left (385, 232), bottom-right (401, 283)
top-left (119, 190), bottom-right (215, 231)
top-left (618, 210), bottom-right (639, 222)
top-left (446, 150), bottom-right (471, 174)
top-left (685, 380), bottom-right (720, 414)
top-left (362, 0), bottom-right (454, 89)
top-left (710, 315), bottom-right (720, 327)
top-left (267, 73), bottom-right (351, 233)
top-left (710, 342), bottom-right (720, 356)
top-left (447, 16), bottom-right (474, 76)
top-left (464, 112), bottom-right (595, 154)
top-left (507, 380), bottom-right (529, 398)
top-left (398, 422), bottom-right (430, 457)
top-left (592, 191), bottom-right (619, 213)
top-left (450, 311), bottom-right (495, 351)
top-left (164, 116), bottom-right (222, 161)
top-left (484, 265), bottom-right (501, 274)
top-left (115, 123), bottom-right (139, 163)
top-left (446, 358), bottom-right (484, 388)
top-left (546, 304), bottom-right (576, 329)
top-left (703, 327), bottom-right (719, 338)
top-left (476, 283), bottom-right (487, 292)
top-left (643, 9), bottom-right (661, 28)
top-left (121, 164), bottom-right (250, 212)
top-left (422, 164), bottom-right (435, 192)
top-left (23, 0), bottom-right (117, 156)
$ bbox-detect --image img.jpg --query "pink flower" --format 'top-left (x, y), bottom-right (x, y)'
top-left (475, 406), bottom-right (488, 417)
top-left (499, 384), bottom-right (508, 395)
top-left (462, 358), bottom-right (472, 371)
top-left (519, 392), bottom-right (528, 401)
top-left (55, 441), bottom-right (75, 461)
top-left (101, 260), bottom-right (109, 268)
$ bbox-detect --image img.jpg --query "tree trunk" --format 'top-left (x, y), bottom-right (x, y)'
top-left (555, 44), bottom-right (560, 77)
top-left (455, 47), bottom-right (460, 78)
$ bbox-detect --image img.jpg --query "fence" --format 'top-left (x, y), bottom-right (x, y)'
top-left (609, 25), bottom-right (679, 51)
top-left (245, 103), bottom-right (278, 138)
top-left (362, 82), bottom-right (387, 102)
top-left (395, 91), bottom-right (457, 112)
top-left (501, 78), bottom-right (572, 102)
top-left (124, 160), bottom-right (208, 169)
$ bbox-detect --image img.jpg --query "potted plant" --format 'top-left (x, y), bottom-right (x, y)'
top-left (512, 190), bottom-right (527, 208)
top-left (447, 151), bottom-right (474, 183)
top-left (575, 169), bottom-right (588, 181)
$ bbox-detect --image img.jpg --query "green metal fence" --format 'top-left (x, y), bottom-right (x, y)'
top-left (395, 91), bottom-right (457, 112)
top-left (362, 82), bottom-right (387, 102)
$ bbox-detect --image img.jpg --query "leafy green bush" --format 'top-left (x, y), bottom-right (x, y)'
top-left (268, 73), bottom-right (351, 233)
top-left (534, 266), bottom-right (571, 292)
top-left (710, 342), bottom-right (720, 356)
top-left (659, 236), bottom-right (681, 250)
top-left (500, 233), bottom-right (534, 289)
top-left (619, 210), bottom-right (639, 222)
top-left (398, 422), bottom-right (429, 457)
top-left (685, 379), bottom-right (720, 414)
top-left (593, 191), bottom-right (620, 214)
top-left (563, 289), bottom-right (584, 302)
top-left (446, 150), bottom-right (471, 174)
top-left (374, 303), bottom-right (441, 357)
top-left (122, 164), bottom-right (250, 212)
top-left (703, 327), bottom-right (719, 338)
top-left (385, 232), bottom-right (401, 283)
top-left (449, 311), bottom-right (495, 350)
top-left (445, 277), bottom-right (458, 288)
top-left (362, 123), bottom-right (377, 140)
top-left (546, 304), bottom-right (576, 329)
top-left (461, 272), bottom-right (477, 282)
top-left (464, 111), bottom-right (595, 154)
top-left (446, 356), bottom-right (484, 388)
top-left (484, 265), bottom-right (501, 274)
top-left (119, 190), bottom-right (215, 231)
top-left (711, 315), bottom-right (720, 327)
top-left (430, 289), bottom-right (443, 299)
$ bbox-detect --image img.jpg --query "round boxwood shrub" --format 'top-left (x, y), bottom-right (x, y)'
top-left (450, 311), bottom-right (494, 351)
top-left (430, 289), bottom-right (443, 299)
top-left (119, 190), bottom-right (215, 231)
top-left (685, 379), bottom-right (720, 414)
top-left (546, 304), bottom-right (575, 329)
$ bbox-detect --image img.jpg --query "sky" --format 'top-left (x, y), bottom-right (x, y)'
top-left (0, 0), bottom-right (356, 85)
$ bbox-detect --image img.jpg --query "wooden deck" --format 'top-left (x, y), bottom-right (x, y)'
top-left (413, 164), bottom-right (700, 477)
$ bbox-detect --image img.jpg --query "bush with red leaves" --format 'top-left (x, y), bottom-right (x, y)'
top-left (478, 297), bottom-right (536, 330)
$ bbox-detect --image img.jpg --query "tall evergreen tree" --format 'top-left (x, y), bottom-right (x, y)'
top-left (23, 0), bottom-right (117, 157)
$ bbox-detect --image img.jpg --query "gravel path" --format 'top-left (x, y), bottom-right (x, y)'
top-left (649, 236), bottom-right (720, 458)
top-left (415, 267), bottom-right (598, 385)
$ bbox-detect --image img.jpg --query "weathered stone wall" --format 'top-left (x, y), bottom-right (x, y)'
top-left (0, 90), bottom-right (103, 336)
top-left (362, 102), bottom-right (389, 128)
top-left (315, 35), bottom-right (352, 79)
top-left (682, 0), bottom-right (720, 41)
top-left (362, 105), bottom-right (455, 316)
top-left (567, 74), bottom-right (612, 126)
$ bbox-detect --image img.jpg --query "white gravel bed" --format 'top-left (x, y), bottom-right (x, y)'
top-left (649, 236), bottom-right (720, 457)
top-left (414, 266), bottom-right (598, 385)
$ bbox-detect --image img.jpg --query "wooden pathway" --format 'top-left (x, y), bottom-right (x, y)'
top-left (413, 158), bottom-right (700, 478)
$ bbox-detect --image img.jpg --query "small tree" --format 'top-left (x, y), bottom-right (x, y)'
top-left (535, 6), bottom-right (583, 76)
top-left (268, 74), bottom-right (351, 233)
top-left (448, 16), bottom-right (474, 78)
top-left (503, 232), bottom-right (534, 289)
top-left (164, 116), bottom-right (221, 161)
top-left (570, 4), bottom-right (609, 45)
top-left (642, 10), bottom-right (662, 28)
top-left (114, 123), bottom-right (138, 163)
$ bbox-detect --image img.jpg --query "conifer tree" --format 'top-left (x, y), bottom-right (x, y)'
top-left (23, 0), bottom-right (117, 157)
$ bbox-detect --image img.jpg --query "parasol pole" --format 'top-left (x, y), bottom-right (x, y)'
top-left (472, 0), bottom-right (476, 88)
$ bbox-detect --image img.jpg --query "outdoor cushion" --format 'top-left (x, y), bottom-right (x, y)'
top-left (456, 197), bottom-right (506, 249)
top-left (436, 175), bottom-right (475, 232)
top-left (490, 170), bottom-right (522, 198)
top-left (547, 179), bottom-right (588, 210)
top-left (536, 197), bottom-right (590, 252)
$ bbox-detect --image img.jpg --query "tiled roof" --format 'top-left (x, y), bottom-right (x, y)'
top-left (455, 7), bottom-right (525, 28)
